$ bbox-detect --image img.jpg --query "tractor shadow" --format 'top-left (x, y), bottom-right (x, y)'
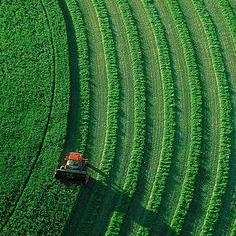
top-left (62, 169), bottom-right (177, 236)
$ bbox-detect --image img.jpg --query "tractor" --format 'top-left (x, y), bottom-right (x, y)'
top-left (54, 152), bottom-right (89, 184)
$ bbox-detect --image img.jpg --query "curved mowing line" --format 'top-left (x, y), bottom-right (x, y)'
top-left (0, 0), bottom-right (56, 231)
top-left (70, 0), bottom-right (120, 234)
top-left (90, 1), bottom-right (136, 234)
top-left (66, 0), bottom-right (91, 154)
top-left (105, 0), bottom-right (147, 234)
top-left (120, 0), bottom-right (165, 234)
top-left (134, 1), bottom-right (176, 235)
top-left (60, 0), bottom-right (109, 233)
top-left (190, 0), bottom-right (232, 235)
top-left (163, 0), bottom-right (203, 234)
top-left (207, 2), bottom-right (236, 235)
top-left (103, 0), bottom-right (135, 190)
top-left (150, 0), bottom-right (192, 232)
top-left (59, 0), bottom-right (90, 158)
top-left (218, 0), bottom-right (236, 44)
top-left (59, 0), bottom-right (81, 155)
top-left (177, 1), bottom-right (221, 235)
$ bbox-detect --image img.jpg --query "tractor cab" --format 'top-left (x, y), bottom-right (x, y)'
top-left (65, 152), bottom-right (84, 168)
top-left (54, 152), bottom-right (89, 184)
top-left (66, 159), bottom-right (82, 169)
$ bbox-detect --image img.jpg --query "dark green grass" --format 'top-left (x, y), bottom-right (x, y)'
top-left (0, 0), bottom-right (53, 229)
top-left (1, 0), bottom-right (73, 234)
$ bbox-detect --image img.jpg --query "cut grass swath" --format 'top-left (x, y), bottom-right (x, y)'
top-left (205, 1), bottom-right (236, 235)
top-left (165, 0), bottom-right (203, 234)
top-left (191, 0), bottom-right (233, 235)
top-left (105, 0), bottom-right (147, 234)
top-left (218, 0), bottom-right (236, 43)
top-left (135, 0), bottom-right (176, 234)
top-left (73, 0), bottom-right (120, 234)
top-left (65, 0), bottom-right (91, 154)
top-left (87, 0), bottom-right (120, 178)
top-left (120, 0), bottom-right (165, 234)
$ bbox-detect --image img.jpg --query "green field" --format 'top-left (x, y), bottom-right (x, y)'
top-left (1, 0), bottom-right (235, 235)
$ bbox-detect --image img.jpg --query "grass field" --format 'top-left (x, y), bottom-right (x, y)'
top-left (1, 0), bottom-right (235, 235)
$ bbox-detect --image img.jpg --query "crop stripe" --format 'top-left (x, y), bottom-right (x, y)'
top-left (166, 0), bottom-right (203, 234)
top-left (105, 0), bottom-right (147, 234)
top-left (136, 1), bottom-right (176, 234)
top-left (73, 0), bottom-right (120, 234)
top-left (190, 0), bottom-right (233, 235)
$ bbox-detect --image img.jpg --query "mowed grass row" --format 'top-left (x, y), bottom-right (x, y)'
top-left (120, 0), bottom-right (165, 234)
top-left (190, 0), bottom-right (233, 235)
top-left (105, 0), bottom-right (146, 234)
top-left (67, 0), bottom-right (120, 234)
top-left (88, 0), bottom-right (137, 234)
top-left (2, 0), bottom-right (77, 234)
top-left (61, 0), bottom-right (111, 234)
top-left (62, 0), bottom-right (91, 154)
top-left (64, 0), bottom-right (137, 234)
top-left (218, 0), bottom-right (236, 43)
top-left (104, 0), bottom-right (135, 188)
top-left (134, 0), bottom-right (175, 234)
top-left (206, 1), bottom-right (236, 235)
top-left (0, 0), bottom-right (54, 230)
top-left (1, 1), bottom-right (234, 235)
top-left (179, 1), bottom-right (222, 235)
top-left (152, 1), bottom-right (193, 233)
top-left (165, 0), bottom-right (203, 234)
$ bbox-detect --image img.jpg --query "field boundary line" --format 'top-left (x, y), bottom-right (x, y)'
top-left (58, 0), bottom-right (91, 159)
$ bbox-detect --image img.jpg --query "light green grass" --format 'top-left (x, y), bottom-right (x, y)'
top-left (121, 0), bottom-right (164, 234)
top-left (206, 1), bottom-right (236, 235)
top-left (151, 0), bottom-right (192, 233)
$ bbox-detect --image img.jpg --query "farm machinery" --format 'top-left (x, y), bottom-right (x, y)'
top-left (54, 152), bottom-right (89, 184)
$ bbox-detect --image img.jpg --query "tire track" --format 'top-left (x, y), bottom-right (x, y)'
top-left (0, 0), bottom-right (56, 231)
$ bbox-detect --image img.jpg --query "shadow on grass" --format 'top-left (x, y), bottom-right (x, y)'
top-left (61, 167), bottom-right (177, 236)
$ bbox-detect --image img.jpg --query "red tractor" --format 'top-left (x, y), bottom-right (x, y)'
top-left (54, 152), bottom-right (89, 184)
